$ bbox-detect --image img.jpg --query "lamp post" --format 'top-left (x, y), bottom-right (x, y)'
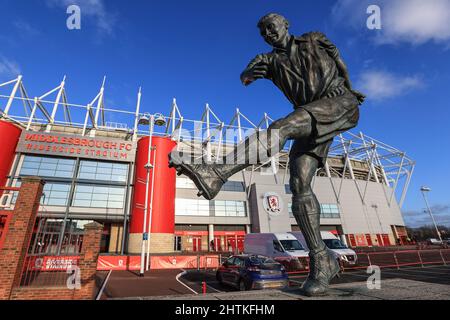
top-left (420, 186), bottom-right (442, 242)
top-left (138, 113), bottom-right (166, 277)
top-left (371, 204), bottom-right (383, 234)
top-left (146, 146), bottom-right (157, 271)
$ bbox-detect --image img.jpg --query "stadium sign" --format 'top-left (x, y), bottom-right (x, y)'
top-left (17, 131), bottom-right (136, 162)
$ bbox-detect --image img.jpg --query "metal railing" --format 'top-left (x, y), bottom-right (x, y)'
top-left (20, 218), bottom-right (85, 287)
top-left (342, 248), bottom-right (450, 271)
top-left (284, 248), bottom-right (450, 278)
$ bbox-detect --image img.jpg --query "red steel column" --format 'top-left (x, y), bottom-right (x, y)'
top-left (0, 121), bottom-right (22, 188)
top-left (128, 136), bottom-right (177, 254)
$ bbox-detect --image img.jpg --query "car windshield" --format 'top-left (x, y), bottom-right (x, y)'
top-left (324, 239), bottom-right (348, 249)
top-left (248, 256), bottom-right (277, 265)
top-left (279, 240), bottom-right (304, 251)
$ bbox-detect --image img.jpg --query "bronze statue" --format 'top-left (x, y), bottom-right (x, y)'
top-left (169, 13), bottom-right (364, 296)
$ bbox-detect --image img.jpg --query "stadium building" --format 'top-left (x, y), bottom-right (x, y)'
top-left (0, 76), bottom-right (415, 257)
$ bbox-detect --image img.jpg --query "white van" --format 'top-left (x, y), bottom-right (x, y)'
top-left (290, 231), bottom-right (358, 266)
top-left (244, 233), bottom-right (309, 270)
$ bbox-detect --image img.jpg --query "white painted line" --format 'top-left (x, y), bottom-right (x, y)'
top-left (176, 269), bottom-right (198, 295)
top-left (96, 270), bottom-right (112, 300)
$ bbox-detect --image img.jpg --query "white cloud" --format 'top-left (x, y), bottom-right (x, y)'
top-left (13, 20), bottom-right (40, 36)
top-left (0, 56), bottom-right (21, 79)
top-left (46, 0), bottom-right (115, 35)
top-left (403, 204), bottom-right (450, 227)
top-left (332, 0), bottom-right (450, 45)
top-left (357, 70), bottom-right (423, 100)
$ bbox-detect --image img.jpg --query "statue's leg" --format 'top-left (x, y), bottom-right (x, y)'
top-left (289, 149), bottom-right (341, 296)
top-left (169, 109), bottom-right (313, 200)
top-left (289, 152), bottom-right (325, 253)
top-left (213, 109), bottom-right (313, 178)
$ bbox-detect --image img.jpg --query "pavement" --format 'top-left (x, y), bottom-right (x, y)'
top-left (114, 279), bottom-right (450, 300)
top-left (104, 265), bottom-right (450, 300)
top-left (99, 269), bottom-right (195, 299)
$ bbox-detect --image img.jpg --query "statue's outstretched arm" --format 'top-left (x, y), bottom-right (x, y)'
top-left (240, 54), bottom-right (270, 86)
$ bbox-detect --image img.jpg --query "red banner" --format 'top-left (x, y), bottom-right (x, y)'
top-left (96, 255), bottom-right (220, 270)
top-left (150, 255), bottom-right (220, 269)
top-left (213, 231), bottom-right (246, 236)
top-left (26, 255), bottom-right (220, 271)
top-left (174, 231), bottom-right (208, 236)
top-left (97, 256), bottom-right (141, 271)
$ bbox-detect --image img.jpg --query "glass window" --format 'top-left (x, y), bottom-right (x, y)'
top-left (176, 177), bottom-right (196, 189)
top-left (12, 181), bottom-right (70, 207)
top-left (280, 239), bottom-right (304, 251)
top-left (175, 198), bottom-right (210, 216)
top-left (288, 203), bottom-right (340, 218)
top-left (214, 200), bottom-right (246, 217)
top-left (320, 204), bottom-right (340, 218)
top-left (273, 240), bottom-right (284, 252)
top-left (285, 184), bottom-right (292, 195)
top-left (324, 239), bottom-right (348, 249)
top-left (78, 160), bottom-right (128, 182)
top-left (221, 181), bottom-right (245, 192)
top-left (20, 156), bottom-right (75, 178)
top-left (72, 184), bottom-right (125, 208)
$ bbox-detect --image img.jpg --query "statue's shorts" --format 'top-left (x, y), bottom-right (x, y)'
top-left (289, 90), bottom-right (360, 168)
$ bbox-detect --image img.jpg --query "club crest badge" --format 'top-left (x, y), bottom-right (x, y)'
top-left (263, 192), bottom-right (283, 215)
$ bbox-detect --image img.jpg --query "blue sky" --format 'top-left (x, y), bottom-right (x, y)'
top-left (0, 0), bottom-right (449, 227)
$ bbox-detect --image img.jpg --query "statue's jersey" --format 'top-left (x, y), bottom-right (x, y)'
top-left (246, 32), bottom-right (360, 162)
top-left (257, 32), bottom-right (347, 107)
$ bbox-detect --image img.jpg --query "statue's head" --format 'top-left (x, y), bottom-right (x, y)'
top-left (257, 13), bottom-right (290, 48)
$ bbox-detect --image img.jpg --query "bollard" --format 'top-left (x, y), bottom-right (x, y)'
top-left (202, 281), bottom-right (207, 295)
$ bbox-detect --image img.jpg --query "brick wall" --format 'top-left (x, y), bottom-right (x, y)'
top-left (0, 177), bottom-right (104, 300)
top-left (74, 222), bottom-right (103, 300)
top-left (8, 222), bottom-right (104, 300)
top-left (0, 177), bottom-right (44, 300)
top-left (9, 287), bottom-right (78, 300)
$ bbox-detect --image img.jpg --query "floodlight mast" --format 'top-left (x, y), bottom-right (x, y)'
top-left (420, 186), bottom-right (442, 242)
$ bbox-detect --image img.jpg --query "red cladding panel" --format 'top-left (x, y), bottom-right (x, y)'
top-left (0, 121), bottom-right (22, 187)
top-left (129, 136), bottom-right (177, 234)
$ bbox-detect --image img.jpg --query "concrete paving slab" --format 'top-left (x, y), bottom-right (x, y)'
top-left (113, 278), bottom-right (450, 300)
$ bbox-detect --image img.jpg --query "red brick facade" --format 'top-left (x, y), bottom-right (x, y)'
top-left (0, 177), bottom-right (44, 300)
top-left (0, 177), bottom-right (103, 300)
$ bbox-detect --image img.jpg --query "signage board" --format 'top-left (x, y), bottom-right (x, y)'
top-left (16, 131), bottom-right (136, 162)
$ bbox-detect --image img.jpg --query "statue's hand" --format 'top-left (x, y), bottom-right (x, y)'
top-left (240, 65), bottom-right (269, 86)
top-left (351, 89), bottom-right (366, 105)
top-left (240, 55), bottom-right (269, 86)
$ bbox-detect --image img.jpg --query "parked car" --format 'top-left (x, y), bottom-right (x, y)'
top-left (216, 254), bottom-right (288, 291)
top-left (244, 233), bottom-right (309, 270)
top-left (290, 231), bottom-right (358, 266)
top-left (427, 238), bottom-right (443, 245)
